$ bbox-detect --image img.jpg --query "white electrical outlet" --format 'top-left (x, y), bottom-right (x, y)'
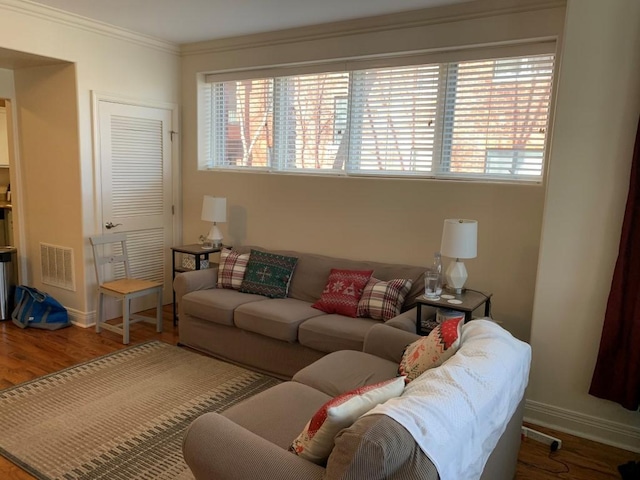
top-left (521, 426), bottom-right (562, 451)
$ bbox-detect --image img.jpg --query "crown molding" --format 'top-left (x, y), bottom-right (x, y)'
top-left (181, 0), bottom-right (566, 56)
top-left (0, 0), bottom-right (180, 55)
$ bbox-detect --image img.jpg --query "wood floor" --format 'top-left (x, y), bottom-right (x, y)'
top-left (0, 306), bottom-right (637, 480)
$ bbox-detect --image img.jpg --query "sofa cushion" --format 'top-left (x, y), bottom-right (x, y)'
top-left (357, 277), bottom-right (413, 321)
top-left (240, 250), bottom-right (298, 299)
top-left (234, 298), bottom-right (327, 342)
top-left (298, 315), bottom-right (382, 353)
top-left (312, 269), bottom-right (373, 317)
top-left (217, 248), bottom-right (250, 290)
top-left (223, 381), bottom-right (331, 449)
top-left (325, 414), bottom-right (439, 480)
top-left (290, 377), bottom-right (405, 464)
top-left (292, 350), bottom-right (399, 397)
top-left (398, 317), bottom-right (463, 382)
top-left (182, 288), bottom-right (265, 327)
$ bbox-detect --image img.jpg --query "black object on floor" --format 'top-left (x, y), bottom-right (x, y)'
top-left (619, 461), bottom-right (640, 480)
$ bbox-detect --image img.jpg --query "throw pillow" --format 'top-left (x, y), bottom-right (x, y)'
top-left (312, 269), bottom-right (374, 317)
top-left (217, 248), bottom-right (250, 290)
top-left (357, 277), bottom-right (413, 321)
top-left (398, 317), bottom-right (463, 383)
top-left (289, 376), bottom-right (405, 464)
top-left (239, 249), bottom-right (298, 298)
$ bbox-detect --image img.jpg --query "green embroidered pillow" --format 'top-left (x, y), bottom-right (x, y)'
top-left (239, 250), bottom-right (298, 298)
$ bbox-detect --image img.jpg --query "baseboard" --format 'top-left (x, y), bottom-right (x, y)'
top-left (66, 308), bottom-right (95, 328)
top-left (524, 399), bottom-right (640, 453)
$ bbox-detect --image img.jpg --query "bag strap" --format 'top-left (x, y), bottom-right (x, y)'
top-left (21, 286), bottom-right (47, 303)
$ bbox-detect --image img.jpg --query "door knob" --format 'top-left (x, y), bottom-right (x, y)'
top-left (105, 222), bottom-right (122, 230)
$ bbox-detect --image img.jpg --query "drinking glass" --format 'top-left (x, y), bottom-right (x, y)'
top-left (424, 271), bottom-right (440, 298)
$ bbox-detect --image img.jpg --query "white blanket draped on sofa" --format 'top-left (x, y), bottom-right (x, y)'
top-left (365, 319), bottom-right (531, 480)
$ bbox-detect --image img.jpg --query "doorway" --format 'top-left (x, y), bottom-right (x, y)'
top-left (0, 100), bottom-right (12, 246)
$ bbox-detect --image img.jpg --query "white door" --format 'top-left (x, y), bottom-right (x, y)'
top-left (97, 100), bottom-right (174, 315)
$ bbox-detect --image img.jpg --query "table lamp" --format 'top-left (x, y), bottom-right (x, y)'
top-left (201, 196), bottom-right (226, 248)
top-left (440, 218), bottom-right (478, 294)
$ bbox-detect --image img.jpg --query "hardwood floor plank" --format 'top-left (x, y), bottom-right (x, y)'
top-left (0, 305), bottom-right (637, 479)
top-left (517, 423), bottom-right (638, 479)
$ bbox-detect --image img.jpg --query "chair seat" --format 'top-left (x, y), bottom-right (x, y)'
top-left (102, 278), bottom-right (163, 295)
top-left (90, 233), bottom-right (164, 345)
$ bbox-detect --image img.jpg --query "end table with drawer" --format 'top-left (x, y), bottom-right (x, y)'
top-left (416, 289), bottom-right (492, 335)
top-left (171, 244), bottom-right (226, 325)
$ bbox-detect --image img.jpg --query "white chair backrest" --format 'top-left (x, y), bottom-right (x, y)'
top-left (89, 233), bottom-right (132, 285)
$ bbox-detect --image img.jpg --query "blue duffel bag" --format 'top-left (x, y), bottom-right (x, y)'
top-left (11, 285), bottom-right (70, 330)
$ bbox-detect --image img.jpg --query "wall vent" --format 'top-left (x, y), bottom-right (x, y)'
top-left (40, 243), bottom-right (76, 291)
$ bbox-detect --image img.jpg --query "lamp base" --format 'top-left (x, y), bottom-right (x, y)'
top-left (207, 224), bottom-right (223, 249)
top-left (445, 259), bottom-right (468, 294)
top-left (444, 285), bottom-right (466, 295)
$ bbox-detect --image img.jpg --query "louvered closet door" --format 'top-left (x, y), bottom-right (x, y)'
top-left (98, 101), bottom-right (173, 314)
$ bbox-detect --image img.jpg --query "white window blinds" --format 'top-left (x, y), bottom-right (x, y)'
top-left (441, 55), bottom-right (554, 179)
top-left (200, 51), bottom-right (555, 182)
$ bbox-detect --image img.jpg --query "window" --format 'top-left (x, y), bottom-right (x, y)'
top-left (200, 53), bottom-right (555, 182)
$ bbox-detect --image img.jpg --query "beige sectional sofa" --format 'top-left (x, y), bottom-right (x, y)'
top-left (183, 321), bottom-right (531, 480)
top-left (174, 246), bottom-right (435, 378)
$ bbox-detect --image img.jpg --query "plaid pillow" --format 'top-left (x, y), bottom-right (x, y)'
top-left (357, 278), bottom-right (413, 321)
top-left (217, 248), bottom-right (250, 290)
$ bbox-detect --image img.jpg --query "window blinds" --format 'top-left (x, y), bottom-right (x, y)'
top-left (201, 48), bottom-right (555, 182)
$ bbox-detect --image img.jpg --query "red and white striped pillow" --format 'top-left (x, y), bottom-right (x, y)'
top-left (289, 376), bottom-right (405, 464)
top-left (217, 249), bottom-right (250, 290)
top-left (357, 277), bottom-right (413, 320)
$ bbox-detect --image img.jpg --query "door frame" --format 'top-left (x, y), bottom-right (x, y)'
top-left (90, 91), bottom-right (182, 290)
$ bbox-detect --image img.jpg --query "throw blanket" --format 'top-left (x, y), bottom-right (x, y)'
top-left (365, 319), bottom-right (531, 480)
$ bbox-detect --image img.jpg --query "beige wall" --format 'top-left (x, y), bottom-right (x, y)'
top-left (0, 3), bottom-right (180, 319)
top-left (191, 173), bottom-right (545, 341)
top-left (14, 64), bottom-right (82, 306)
top-left (180, 0), bottom-right (565, 342)
top-left (527, 0), bottom-right (640, 451)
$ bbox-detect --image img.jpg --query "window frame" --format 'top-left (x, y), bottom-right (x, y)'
top-left (199, 42), bottom-right (557, 184)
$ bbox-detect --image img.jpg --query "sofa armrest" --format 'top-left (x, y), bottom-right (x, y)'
top-left (183, 413), bottom-right (325, 480)
top-left (173, 267), bottom-right (219, 303)
top-left (384, 306), bottom-right (437, 333)
top-left (363, 324), bottom-right (420, 363)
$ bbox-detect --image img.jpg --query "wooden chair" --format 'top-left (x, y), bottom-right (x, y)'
top-left (89, 233), bottom-right (163, 344)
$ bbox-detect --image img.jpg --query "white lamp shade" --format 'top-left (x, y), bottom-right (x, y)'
top-left (201, 196), bottom-right (227, 223)
top-left (440, 219), bottom-right (478, 259)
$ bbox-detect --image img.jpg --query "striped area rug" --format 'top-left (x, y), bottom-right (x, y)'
top-left (0, 341), bottom-right (280, 480)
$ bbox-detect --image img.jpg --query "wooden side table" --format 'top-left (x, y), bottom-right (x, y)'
top-left (415, 289), bottom-right (492, 335)
top-left (171, 244), bottom-right (225, 326)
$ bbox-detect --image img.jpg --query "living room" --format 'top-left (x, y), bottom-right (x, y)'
top-left (0, 0), bottom-right (638, 475)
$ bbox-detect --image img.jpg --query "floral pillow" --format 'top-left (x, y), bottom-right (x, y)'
top-left (289, 376), bottom-right (405, 464)
top-left (357, 277), bottom-right (413, 321)
top-left (398, 317), bottom-right (463, 383)
top-left (312, 269), bottom-right (374, 317)
top-left (217, 248), bottom-right (250, 290)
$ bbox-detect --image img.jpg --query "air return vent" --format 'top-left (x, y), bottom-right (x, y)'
top-left (40, 243), bottom-right (75, 291)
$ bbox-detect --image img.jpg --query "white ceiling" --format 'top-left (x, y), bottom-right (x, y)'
top-left (29, 0), bottom-right (471, 45)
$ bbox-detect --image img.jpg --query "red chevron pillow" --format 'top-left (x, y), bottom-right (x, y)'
top-left (312, 269), bottom-right (374, 317)
top-left (398, 317), bottom-right (463, 383)
top-left (289, 376), bottom-right (405, 464)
